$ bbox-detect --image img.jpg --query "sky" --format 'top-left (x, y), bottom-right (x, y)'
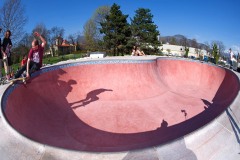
top-left (2, 0), bottom-right (240, 53)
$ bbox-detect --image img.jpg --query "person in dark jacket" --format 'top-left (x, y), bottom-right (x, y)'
top-left (1, 30), bottom-right (12, 80)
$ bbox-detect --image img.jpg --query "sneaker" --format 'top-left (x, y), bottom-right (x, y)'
top-left (5, 79), bottom-right (10, 84)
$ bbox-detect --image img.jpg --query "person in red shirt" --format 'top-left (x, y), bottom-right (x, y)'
top-left (20, 55), bottom-right (27, 67)
top-left (15, 32), bottom-right (46, 79)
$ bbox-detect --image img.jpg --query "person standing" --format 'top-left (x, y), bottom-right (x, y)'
top-left (15, 32), bottom-right (46, 79)
top-left (1, 30), bottom-right (12, 81)
top-left (237, 52), bottom-right (240, 62)
top-left (228, 48), bottom-right (234, 68)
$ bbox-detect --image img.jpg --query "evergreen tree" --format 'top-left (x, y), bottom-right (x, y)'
top-left (131, 8), bottom-right (160, 54)
top-left (184, 47), bottom-right (189, 58)
top-left (100, 3), bottom-right (131, 56)
top-left (212, 43), bottom-right (219, 64)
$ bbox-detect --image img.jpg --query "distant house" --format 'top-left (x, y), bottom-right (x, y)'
top-left (50, 36), bottom-right (76, 56)
top-left (159, 44), bottom-right (208, 58)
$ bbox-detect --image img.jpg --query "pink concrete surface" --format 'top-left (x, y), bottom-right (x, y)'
top-left (4, 59), bottom-right (240, 152)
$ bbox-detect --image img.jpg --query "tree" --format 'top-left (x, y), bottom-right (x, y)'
top-left (75, 32), bottom-right (85, 51)
top-left (184, 47), bottom-right (189, 58)
top-left (10, 33), bottom-right (32, 64)
top-left (191, 38), bottom-right (198, 48)
top-left (203, 41), bottom-right (211, 55)
top-left (179, 36), bottom-right (188, 47)
top-left (68, 33), bottom-right (77, 45)
top-left (100, 3), bottom-right (131, 56)
top-left (92, 6), bottom-right (110, 50)
top-left (83, 19), bottom-right (97, 51)
top-left (211, 40), bottom-right (225, 57)
top-left (178, 36), bottom-right (189, 57)
top-left (46, 26), bottom-right (65, 57)
top-left (0, 0), bottom-right (27, 44)
top-left (170, 37), bottom-right (177, 45)
top-left (83, 6), bottom-right (110, 51)
top-left (18, 33), bottom-right (32, 48)
top-left (32, 23), bottom-right (49, 50)
top-left (212, 43), bottom-right (219, 64)
top-left (48, 26), bottom-right (65, 46)
top-left (32, 23), bottom-right (48, 40)
top-left (92, 6), bottom-right (110, 40)
top-left (131, 8), bottom-right (160, 54)
top-left (12, 44), bottom-right (29, 64)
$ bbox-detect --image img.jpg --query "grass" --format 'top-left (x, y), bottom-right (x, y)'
top-left (43, 52), bottom-right (83, 65)
top-left (1, 52), bottom-right (85, 77)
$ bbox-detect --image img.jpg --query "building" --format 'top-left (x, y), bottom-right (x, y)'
top-left (50, 36), bottom-right (76, 56)
top-left (159, 44), bottom-right (208, 58)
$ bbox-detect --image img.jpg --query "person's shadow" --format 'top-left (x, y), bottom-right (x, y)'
top-left (160, 119), bottom-right (168, 128)
top-left (156, 119), bottom-right (168, 130)
top-left (202, 99), bottom-right (213, 110)
top-left (181, 109), bottom-right (188, 119)
top-left (71, 88), bottom-right (113, 109)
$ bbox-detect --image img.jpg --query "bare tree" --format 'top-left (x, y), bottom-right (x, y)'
top-left (0, 0), bottom-right (27, 44)
top-left (83, 19), bottom-right (97, 51)
top-left (18, 33), bottom-right (33, 48)
top-left (32, 23), bottom-right (48, 40)
top-left (179, 36), bottom-right (188, 47)
top-left (203, 41), bottom-right (211, 55)
top-left (93, 6), bottom-right (110, 24)
top-left (68, 33), bottom-right (77, 45)
top-left (92, 5), bottom-right (110, 39)
top-left (170, 37), bottom-right (176, 45)
top-left (191, 38), bottom-right (198, 48)
top-left (48, 26), bottom-right (65, 46)
top-left (82, 6), bottom-right (110, 52)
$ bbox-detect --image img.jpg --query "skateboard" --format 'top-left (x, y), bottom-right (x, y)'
top-left (10, 77), bottom-right (27, 85)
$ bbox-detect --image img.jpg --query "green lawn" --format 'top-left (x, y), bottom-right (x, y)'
top-left (1, 52), bottom-right (85, 77)
top-left (42, 52), bottom-right (83, 65)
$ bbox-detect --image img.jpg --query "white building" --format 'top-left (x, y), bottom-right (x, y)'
top-left (159, 44), bottom-right (208, 58)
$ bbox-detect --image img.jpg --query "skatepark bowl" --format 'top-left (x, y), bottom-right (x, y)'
top-left (1, 57), bottom-right (240, 152)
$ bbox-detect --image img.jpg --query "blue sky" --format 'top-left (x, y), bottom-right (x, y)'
top-left (2, 0), bottom-right (240, 53)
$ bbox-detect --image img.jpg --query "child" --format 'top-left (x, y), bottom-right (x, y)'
top-left (21, 55), bottom-right (27, 67)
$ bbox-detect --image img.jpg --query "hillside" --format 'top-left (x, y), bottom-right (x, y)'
top-left (159, 34), bottom-right (208, 50)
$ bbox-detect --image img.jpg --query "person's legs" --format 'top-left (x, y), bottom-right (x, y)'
top-left (29, 62), bottom-right (40, 76)
top-left (3, 57), bottom-right (10, 80)
top-left (230, 59), bottom-right (233, 68)
top-left (15, 64), bottom-right (27, 78)
top-left (8, 57), bottom-right (13, 78)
